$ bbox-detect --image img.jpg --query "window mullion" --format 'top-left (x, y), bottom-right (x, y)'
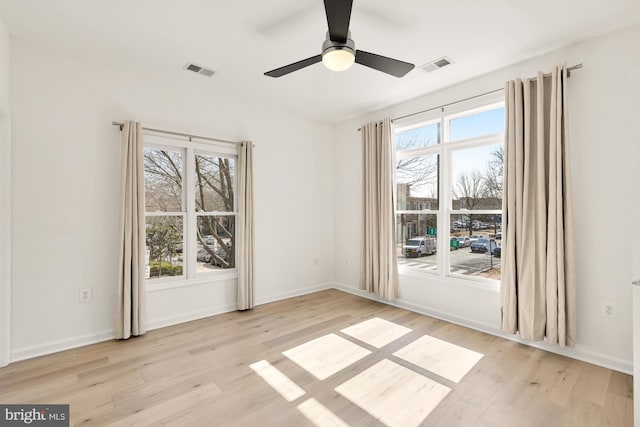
top-left (440, 113), bottom-right (450, 277)
top-left (185, 146), bottom-right (196, 280)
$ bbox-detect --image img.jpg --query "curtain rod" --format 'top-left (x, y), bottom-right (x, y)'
top-left (358, 63), bottom-right (583, 130)
top-left (111, 121), bottom-right (242, 146)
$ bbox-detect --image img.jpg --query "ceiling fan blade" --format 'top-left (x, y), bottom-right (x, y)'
top-left (324, 0), bottom-right (353, 43)
top-left (264, 55), bottom-right (323, 78)
top-left (355, 50), bottom-right (415, 77)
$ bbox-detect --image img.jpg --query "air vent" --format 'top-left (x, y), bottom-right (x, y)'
top-left (420, 57), bottom-right (453, 73)
top-left (184, 63), bottom-right (217, 77)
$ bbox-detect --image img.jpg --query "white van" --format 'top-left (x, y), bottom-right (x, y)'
top-left (403, 236), bottom-right (437, 257)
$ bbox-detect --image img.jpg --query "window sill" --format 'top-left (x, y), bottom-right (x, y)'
top-left (398, 265), bottom-right (500, 292)
top-left (146, 270), bottom-right (238, 293)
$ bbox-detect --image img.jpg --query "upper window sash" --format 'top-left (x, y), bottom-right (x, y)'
top-left (143, 146), bottom-right (185, 213)
top-left (395, 119), bottom-right (441, 153)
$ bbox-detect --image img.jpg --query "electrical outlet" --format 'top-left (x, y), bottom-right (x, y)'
top-left (79, 288), bottom-right (92, 303)
top-left (602, 302), bottom-right (616, 319)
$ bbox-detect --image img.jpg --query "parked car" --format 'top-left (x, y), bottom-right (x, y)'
top-left (470, 238), bottom-right (497, 253)
top-left (469, 235), bottom-right (484, 243)
top-left (456, 236), bottom-right (471, 247)
top-left (495, 231), bottom-right (502, 240)
top-left (492, 246), bottom-right (501, 258)
top-left (403, 236), bottom-right (437, 257)
top-left (197, 248), bottom-right (211, 262)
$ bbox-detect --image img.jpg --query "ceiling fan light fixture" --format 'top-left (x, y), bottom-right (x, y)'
top-left (321, 32), bottom-right (356, 72)
top-left (322, 47), bottom-right (355, 72)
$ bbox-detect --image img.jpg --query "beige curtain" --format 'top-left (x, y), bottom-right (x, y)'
top-left (501, 65), bottom-right (576, 347)
top-left (237, 141), bottom-right (255, 310)
top-left (360, 118), bottom-right (399, 300)
top-left (116, 121), bottom-right (146, 339)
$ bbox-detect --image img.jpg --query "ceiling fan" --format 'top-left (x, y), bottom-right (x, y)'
top-left (264, 0), bottom-right (415, 78)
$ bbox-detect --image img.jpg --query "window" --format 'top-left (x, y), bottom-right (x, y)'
top-left (143, 134), bottom-right (237, 284)
top-left (395, 98), bottom-right (504, 282)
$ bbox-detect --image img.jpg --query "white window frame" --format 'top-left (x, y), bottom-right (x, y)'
top-left (394, 93), bottom-right (504, 286)
top-left (144, 132), bottom-right (239, 290)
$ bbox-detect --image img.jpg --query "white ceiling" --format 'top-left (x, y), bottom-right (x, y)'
top-left (0, 0), bottom-right (638, 123)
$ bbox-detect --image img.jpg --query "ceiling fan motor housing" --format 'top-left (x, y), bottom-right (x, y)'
top-left (322, 31), bottom-right (355, 57)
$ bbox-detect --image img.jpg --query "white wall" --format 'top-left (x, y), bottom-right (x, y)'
top-left (9, 40), bottom-right (334, 360)
top-left (630, 21), bottom-right (640, 426)
top-left (333, 25), bottom-right (640, 373)
top-left (0, 15), bottom-right (10, 367)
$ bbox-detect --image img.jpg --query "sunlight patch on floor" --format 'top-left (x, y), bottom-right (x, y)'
top-left (340, 317), bottom-right (412, 348)
top-left (335, 359), bottom-right (451, 427)
top-left (249, 360), bottom-right (306, 402)
top-left (252, 318), bottom-right (485, 425)
top-left (393, 334), bottom-right (483, 383)
top-left (297, 398), bottom-right (350, 427)
top-left (283, 334), bottom-right (371, 380)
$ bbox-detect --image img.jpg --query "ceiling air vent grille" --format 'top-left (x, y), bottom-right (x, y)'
top-left (184, 63), bottom-right (217, 77)
top-left (420, 57), bottom-right (453, 73)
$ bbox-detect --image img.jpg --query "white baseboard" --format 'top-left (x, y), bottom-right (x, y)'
top-left (10, 330), bottom-right (115, 363)
top-left (146, 303), bottom-right (237, 331)
top-left (331, 282), bottom-right (633, 375)
top-left (147, 283), bottom-right (334, 330)
top-left (255, 283), bottom-right (333, 306)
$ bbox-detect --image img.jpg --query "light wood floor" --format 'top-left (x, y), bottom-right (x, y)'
top-left (0, 289), bottom-right (633, 426)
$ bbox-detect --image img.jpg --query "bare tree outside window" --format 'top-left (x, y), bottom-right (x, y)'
top-left (395, 122), bottom-right (440, 151)
top-left (454, 170), bottom-right (485, 210)
top-left (396, 127), bottom-right (439, 211)
top-left (453, 170), bottom-right (485, 236)
top-left (482, 146), bottom-right (504, 199)
top-left (144, 149), bottom-right (182, 212)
